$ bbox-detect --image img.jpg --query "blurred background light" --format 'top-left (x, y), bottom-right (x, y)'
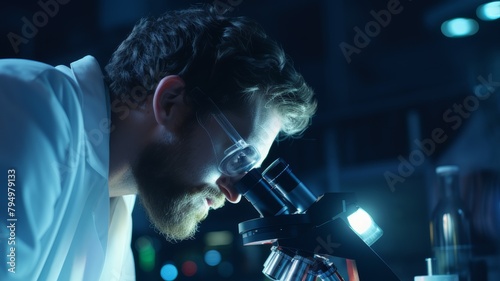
top-left (181, 260), bottom-right (197, 277)
top-left (134, 236), bottom-right (156, 272)
top-left (477, 1), bottom-right (500, 21)
top-left (440, 18), bottom-right (479, 37)
top-left (204, 250), bottom-right (222, 267)
top-left (217, 261), bottom-right (234, 278)
top-left (474, 84), bottom-right (495, 98)
top-left (204, 231), bottom-right (234, 246)
top-left (160, 263), bottom-right (178, 281)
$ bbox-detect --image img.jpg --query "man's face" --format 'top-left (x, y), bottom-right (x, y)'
top-left (132, 100), bottom-right (281, 242)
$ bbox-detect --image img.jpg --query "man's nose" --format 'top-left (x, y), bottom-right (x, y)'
top-left (216, 175), bottom-right (244, 203)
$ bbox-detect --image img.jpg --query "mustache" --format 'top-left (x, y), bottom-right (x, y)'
top-left (197, 185), bottom-right (226, 209)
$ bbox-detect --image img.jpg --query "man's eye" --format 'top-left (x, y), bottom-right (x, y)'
top-left (232, 153), bottom-right (248, 164)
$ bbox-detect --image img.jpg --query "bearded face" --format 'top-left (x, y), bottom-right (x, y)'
top-left (132, 132), bottom-right (226, 242)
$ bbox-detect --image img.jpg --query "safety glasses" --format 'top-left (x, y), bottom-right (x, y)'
top-left (191, 88), bottom-right (261, 176)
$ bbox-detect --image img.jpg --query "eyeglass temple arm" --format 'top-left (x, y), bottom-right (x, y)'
top-left (211, 112), bottom-right (247, 148)
top-left (193, 87), bottom-right (248, 147)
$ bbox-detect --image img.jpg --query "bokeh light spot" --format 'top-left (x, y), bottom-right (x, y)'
top-left (204, 250), bottom-right (221, 266)
top-left (181, 260), bottom-right (198, 277)
top-left (160, 263), bottom-right (178, 281)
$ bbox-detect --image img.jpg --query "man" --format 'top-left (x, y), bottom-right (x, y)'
top-left (0, 5), bottom-right (316, 281)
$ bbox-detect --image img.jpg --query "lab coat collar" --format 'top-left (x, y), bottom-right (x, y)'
top-left (69, 55), bottom-right (110, 180)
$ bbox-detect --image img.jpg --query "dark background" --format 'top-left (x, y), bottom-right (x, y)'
top-left (2, 0), bottom-right (500, 280)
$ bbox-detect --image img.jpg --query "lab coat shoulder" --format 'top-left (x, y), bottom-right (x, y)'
top-left (0, 59), bottom-right (86, 280)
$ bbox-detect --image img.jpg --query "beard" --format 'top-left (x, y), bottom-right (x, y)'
top-left (132, 134), bottom-right (226, 242)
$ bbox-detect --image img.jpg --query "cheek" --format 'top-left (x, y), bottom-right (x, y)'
top-left (190, 152), bottom-right (219, 184)
top-left (182, 129), bottom-right (221, 184)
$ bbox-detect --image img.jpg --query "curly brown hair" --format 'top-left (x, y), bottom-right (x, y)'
top-left (105, 4), bottom-right (316, 137)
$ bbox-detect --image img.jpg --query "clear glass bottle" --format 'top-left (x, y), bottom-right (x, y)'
top-left (430, 166), bottom-right (472, 281)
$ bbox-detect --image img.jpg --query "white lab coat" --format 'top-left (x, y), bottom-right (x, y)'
top-left (0, 56), bottom-right (136, 281)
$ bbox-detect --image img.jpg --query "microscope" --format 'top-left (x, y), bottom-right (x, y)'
top-left (236, 158), bottom-right (401, 281)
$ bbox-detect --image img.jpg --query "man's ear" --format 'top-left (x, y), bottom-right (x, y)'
top-left (152, 75), bottom-right (189, 130)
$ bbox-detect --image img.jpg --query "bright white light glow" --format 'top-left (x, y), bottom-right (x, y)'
top-left (348, 208), bottom-right (373, 235)
top-left (347, 208), bottom-right (384, 246)
top-left (441, 18), bottom-right (479, 38)
top-left (477, 1), bottom-right (500, 21)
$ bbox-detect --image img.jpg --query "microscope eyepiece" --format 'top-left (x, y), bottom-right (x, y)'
top-left (262, 158), bottom-right (318, 213)
top-left (235, 169), bottom-right (289, 217)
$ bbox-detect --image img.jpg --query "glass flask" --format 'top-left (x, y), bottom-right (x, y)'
top-left (430, 166), bottom-right (472, 281)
